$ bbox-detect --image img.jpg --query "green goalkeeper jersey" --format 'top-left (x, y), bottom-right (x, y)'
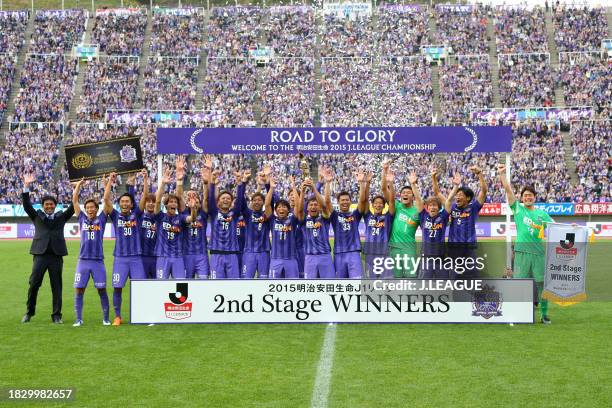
top-left (510, 201), bottom-right (553, 255)
top-left (389, 200), bottom-right (419, 246)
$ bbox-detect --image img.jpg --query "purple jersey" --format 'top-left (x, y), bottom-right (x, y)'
top-left (139, 211), bottom-right (157, 256)
top-left (363, 211), bottom-right (393, 254)
top-left (208, 183), bottom-right (245, 252)
top-left (154, 212), bottom-right (188, 257)
top-left (330, 209), bottom-right (362, 253)
top-left (109, 208), bottom-right (142, 257)
top-left (243, 209), bottom-right (271, 253)
top-left (448, 199), bottom-right (483, 246)
top-left (237, 216), bottom-right (246, 251)
top-left (420, 209), bottom-right (449, 256)
top-left (78, 212), bottom-right (107, 260)
top-left (182, 208), bottom-right (208, 255)
top-left (271, 214), bottom-right (300, 260)
top-left (301, 214), bottom-right (332, 255)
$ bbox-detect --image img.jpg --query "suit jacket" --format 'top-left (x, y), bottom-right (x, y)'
top-left (22, 192), bottom-right (75, 256)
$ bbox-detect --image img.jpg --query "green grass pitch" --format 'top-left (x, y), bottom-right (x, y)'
top-left (1, 240), bottom-right (611, 407)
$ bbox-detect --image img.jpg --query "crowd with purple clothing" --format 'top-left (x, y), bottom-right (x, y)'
top-left (260, 58), bottom-right (316, 127)
top-left (433, 5), bottom-right (488, 55)
top-left (0, 55), bottom-right (17, 121)
top-left (12, 55), bottom-right (77, 122)
top-left (571, 121), bottom-right (610, 203)
top-left (0, 125), bottom-right (64, 204)
top-left (141, 57), bottom-right (198, 111)
top-left (558, 53), bottom-right (612, 113)
top-left (494, 6), bottom-right (548, 54)
top-left (0, 10), bottom-right (29, 54)
top-left (150, 9), bottom-right (204, 57)
top-left (206, 6), bottom-right (262, 57)
top-left (439, 55), bottom-right (493, 123)
top-left (320, 13), bottom-right (375, 57)
top-left (376, 5), bottom-right (427, 56)
top-left (553, 4), bottom-right (608, 52)
top-left (92, 8), bottom-right (147, 56)
top-left (202, 58), bottom-right (257, 126)
top-left (76, 57), bottom-right (139, 122)
top-left (499, 54), bottom-right (554, 108)
top-left (29, 9), bottom-right (86, 54)
top-left (263, 6), bottom-right (315, 57)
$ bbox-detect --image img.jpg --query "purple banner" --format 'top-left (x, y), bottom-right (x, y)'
top-left (156, 126), bottom-right (512, 154)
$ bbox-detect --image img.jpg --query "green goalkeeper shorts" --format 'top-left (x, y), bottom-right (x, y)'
top-left (513, 251), bottom-right (545, 283)
top-left (388, 244), bottom-right (418, 278)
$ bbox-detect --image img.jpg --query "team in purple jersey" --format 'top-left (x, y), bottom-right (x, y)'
top-left (71, 176), bottom-right (112, 327)
top-left (433, 166), bottom-right (488, 279)
top-left (181, 165), bottom-right (210, 279)
top-left (206, 162), bottom-right (247, 279)
top-left (127, 176), bottom-right (157, 279)
top-left (241, 187), bottom-right (272, 278)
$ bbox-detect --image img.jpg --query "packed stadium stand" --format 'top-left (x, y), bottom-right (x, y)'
top-left (0, 3), bottom-right (609, 205)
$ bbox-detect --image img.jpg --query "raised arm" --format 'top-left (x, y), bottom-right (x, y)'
top-left (445, 173), bottom-right (461, 214)
top-left (386, 170), bottom-right (396, 216)
top-left (432, 168), bottom-right (447, 204)
top-left (72, 178), bottom-right (84, 217)
top-left (232, 170), bottom-right (250, 214)
top-left (185, 196), bottom-right (197, 224)
top-left (103, 173), bottom-right (116, 215)
top-left (139, 169), bottom-right (149, 212)
top-left (471, 166), bottom-right (487, 205)
top-left (321, 167), bottom-right (334, 216)
top-left (497, 164), bottom-right (516, 207)
top-left (200, 165), bottom-right (210, 213)
top-left (408, 172), bottom-right (423, 213)
top-left (21, 173), bottom-right (37, 220)
top-left (295, 181), bottom-right (307, 222)
top-left (264, 175), bottom-right (276, 219)
top-left (356, 170), bottom-right (368, 214)
top-left (155, 168), bottom-right (171, 215)
top-left (176, 156), bottom-right (186, 213)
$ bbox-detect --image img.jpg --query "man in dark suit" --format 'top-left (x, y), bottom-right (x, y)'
top-left (21, 174), bottom-right (75, 324)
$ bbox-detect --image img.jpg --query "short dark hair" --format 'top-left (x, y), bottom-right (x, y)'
top-left (457, 187), bottom-right (474, 201)
top-left (307, 197), bottom-right (318, 205)
top-left (84, 198), bottom-right (99, 209)
top-left (520, 186), bottom-right (537, 197)
top-left (400, 186), bottom-right (413, 193)
top-left (164, 194), bottom-right (180, 206)
top-left (217, 190), bottom-right (233, 201)
top-left (251, 192), bottom-right (265, 202)
top-left (275, 199), bottom-right (291, 211)
top-left (337, 191), bottom-right (351, 201)
top-left (424, 196), bottom-right (442, 209)
top-left (371, 195), bottom-right (386, 205)
top-left (41, 195), bottom-right (57, 205)
top-left (118, 193), bottom-right (134, 207)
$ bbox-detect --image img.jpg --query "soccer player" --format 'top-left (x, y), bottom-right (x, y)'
top-left (133, 171), bottom-right (158, 279)
top-left (498, 164), bottom-right (553, 324)
top-left (384, 159), bottom-right (420, 278)
top-left (326, 167), bottom-right (367, 279)
top-left (415, 170), bottom-right (450, 279)
top-left (182, 166), bottom-right (210, 279)
top-left (265, 175), bottom-right (301, 278)
top-left (437, 166), bottom-right (487, 279)
top-left (153, 168), bottom-right (190, 280)
top-left (363, 168), bottom-right (395, 278)
top-left (105, 172), bottom-right (147, 326)
top-left (207, 166), bottom-right (247, 279)
top-left (241, 171), bottom-right (272, 279)
top-left (296, 177), bottom-right (334, 279)
top-left (72, 176), bottom-right (112, 327)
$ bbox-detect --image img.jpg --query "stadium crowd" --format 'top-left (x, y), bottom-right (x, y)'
top-left (570, 121), bottom-right (611, 203)
top-left (29, 9), bottom-right (86, 54)
top-left (92, 8), bottom-right (147, 56)
top-left (499, 54), bottom-right (554, 108)
top-left (494, 6), bottom-right (548, 54)
top-left (553, 4), bottom-right (608, 52)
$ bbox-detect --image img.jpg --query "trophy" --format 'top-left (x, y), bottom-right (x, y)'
top-left (299, 154), bottom-right (310, 179)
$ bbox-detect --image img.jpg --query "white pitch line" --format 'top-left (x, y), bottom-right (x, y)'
top-left (311, 323), bottom-right (337, 408)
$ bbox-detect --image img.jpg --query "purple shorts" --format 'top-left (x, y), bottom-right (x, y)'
top-left (296, 247), bottom-right (305, 278)
top-left (210, 253), bottom-right (240, 279)
top-left (304, 254), bottom-right (335, 279)
top-left (242, 252), bottom-right (271, 279)
top-left (113, 256), bottom-right (146, 288)
top-left (156, 257), bottom-right (186, 279)
top-left (270, 259), bottom-right (299, 279)
top-left (184, 254), bottom-right (210, 279)
top-left (74, 259), bottom-right (106, 289)
top-left (141, 256), bottom-right (157, 279)
top-left (334, 251), bottom-right (363, 279)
